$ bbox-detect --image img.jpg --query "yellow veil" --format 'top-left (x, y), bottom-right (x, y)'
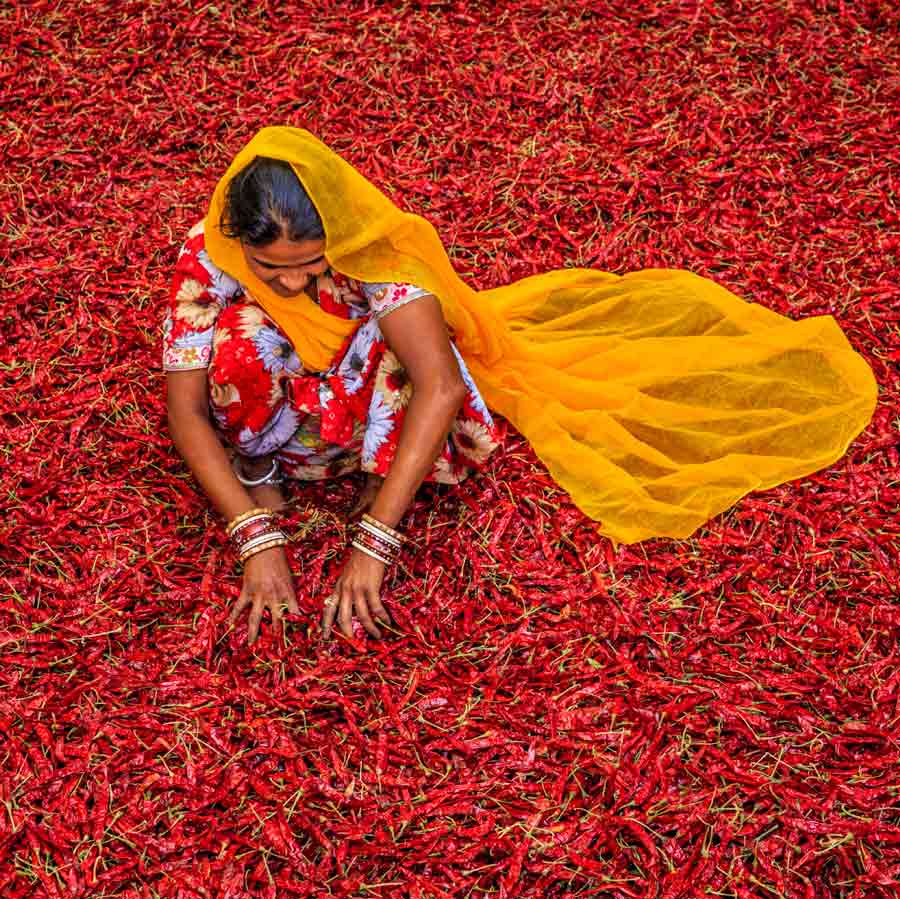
top-left (204, 126), bottom-right (877, 544)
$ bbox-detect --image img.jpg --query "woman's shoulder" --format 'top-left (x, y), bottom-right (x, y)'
top-left (177, 219), bottom-right (208, 263)
top-left (321, 272), bottom-right (429, 321)
top-left (175, 220), bottom-right (244, 301)
top-left (354, 279), bottom-right (433, 320)
top-left (179, 219), bottom-right (214, 258)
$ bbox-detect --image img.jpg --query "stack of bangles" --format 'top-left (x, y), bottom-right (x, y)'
top-left (351, 513), bottom-right (407, 566)
top-left (226, 507), bottom-right (288, 564)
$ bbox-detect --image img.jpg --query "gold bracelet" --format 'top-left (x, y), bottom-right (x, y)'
top-left (362, 513), bottom-right (406, 544)
top-left (351, 539), bottom-right (393, 566)
top-left (239, 536), bottom-right (287, 564)
top-left (227, 506), bottom-right (273, 537)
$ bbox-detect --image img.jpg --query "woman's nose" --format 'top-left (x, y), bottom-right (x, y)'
top-left (279, 271), bottom-right (310, 291)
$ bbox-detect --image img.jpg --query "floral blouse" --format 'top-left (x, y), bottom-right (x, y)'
top-left (162, 221), bottom-right (431, 372)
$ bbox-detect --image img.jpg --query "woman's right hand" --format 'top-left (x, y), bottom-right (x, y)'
top-left (227, 545), bottom-right (299, 645)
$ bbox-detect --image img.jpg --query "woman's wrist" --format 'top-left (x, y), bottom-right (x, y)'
top-left (349, 513), bottom-right (407, 568)
top-left (243, 543), bottom-right (287, 567)
top-left (227, 507), bottom-right (288, 565)
top-left (349, 544), bottom-right (388, 568)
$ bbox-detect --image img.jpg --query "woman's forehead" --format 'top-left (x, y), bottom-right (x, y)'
top-left (247, 235), bottom-right (325, 266)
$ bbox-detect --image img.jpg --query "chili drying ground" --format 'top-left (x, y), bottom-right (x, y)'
top-left (2, 2), bottom-right (899, 896)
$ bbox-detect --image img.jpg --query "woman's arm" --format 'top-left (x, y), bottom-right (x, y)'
top-left (166, 370), bottom-right (299, 642)
top-left (166, 369), bottom-right (260, 521)
top-left (322, 295), bottom-right (467, 640)
top-left (368, 296), bottom-right (468, 527)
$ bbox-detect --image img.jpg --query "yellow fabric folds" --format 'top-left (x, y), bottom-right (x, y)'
top-left (204, 126), bottom-right (878, 544)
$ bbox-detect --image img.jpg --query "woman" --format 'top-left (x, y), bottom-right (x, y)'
top-left (165, 158), bottom-right (499, 646)
top-left (165, 127), bottom-right (877, 646)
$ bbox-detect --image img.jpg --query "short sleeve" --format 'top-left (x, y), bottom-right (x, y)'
top-left (162, 222), bottom-right (243, 371)
top-left (359, 281), bottom-right (432, 320)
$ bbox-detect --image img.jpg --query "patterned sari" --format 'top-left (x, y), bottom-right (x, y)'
top-left (163, 222), bottom-right (500, 483)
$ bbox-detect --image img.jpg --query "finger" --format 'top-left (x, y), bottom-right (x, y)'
top-left (354, 591), bottom-right (382, 639)
top-left (247, 597), bottom-right (264, 645)
top-left (321, 592), bottom-right (340, 640)
top-left (338, 587), bottom-right (355, 639)
top-left (368, 593), bottom-right (392, 628)
top-left (269, 597), bottom-right (285, 635)
top-left (228, 592), bottom-right (252, 627)
top-left (286, 590), bottom-right (301, 616)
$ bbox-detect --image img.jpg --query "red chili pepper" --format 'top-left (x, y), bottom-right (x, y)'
top-left (4, 4), bottom-right (898, 896)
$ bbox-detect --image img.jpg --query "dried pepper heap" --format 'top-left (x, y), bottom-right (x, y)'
top-left (2, 1), bottom-right (899, 897)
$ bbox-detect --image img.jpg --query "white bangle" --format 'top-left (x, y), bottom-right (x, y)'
top-left (241, 528), bottom-right (287, 549)
top-left (351, 539), bottom-right (393, 566)
top-left (239, 530), bottom-right (288, 556)
top-left (234, 457), bottom-right (281, 487)
top-left (240, 538), bottom-right (288, 564)
top-left (358, 518), bottom-right (402, 548)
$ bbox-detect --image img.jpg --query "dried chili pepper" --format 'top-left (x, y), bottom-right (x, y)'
top-left (3, 2), bottom-right (899, 896)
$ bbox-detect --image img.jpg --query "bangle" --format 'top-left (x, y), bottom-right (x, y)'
top-left (232, 518), bottom-right (281, 545)
top-left (239, 536), bottom-right (288, 564)
top-left (234, 457), bottom-right (282, 487)
top-left (239, 529), bottom-right (288, 555)
top-left (362, 513), bottom-right (406, 545)
top-left (351, 539), bottom-right (393, 566)
top-left (234, 530), bottom-right (284, 558)
top-left (226, 507), bottom-right (273, 536)
top-left (241, 537), bottom-right (287, 561)
top-left (240, 543), bottom-right (287, 565)
top-left (231, 516), bottom-right (276, 542)
top-left (352, 522), bottom-right (402, 565)
top-left (354, 526), bottom-right (400, 559)
top-left (358, 518), bottom-right (402, 549)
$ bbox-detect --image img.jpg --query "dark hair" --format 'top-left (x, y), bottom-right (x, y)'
top-left (220, 156), bottom-right (325, 246)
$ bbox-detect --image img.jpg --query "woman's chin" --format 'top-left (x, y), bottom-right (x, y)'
top-left (276, 287), bottom-right (308, 299)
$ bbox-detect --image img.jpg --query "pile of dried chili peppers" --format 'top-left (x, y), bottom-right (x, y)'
top-left (2, 1), bottom-right (899, 895)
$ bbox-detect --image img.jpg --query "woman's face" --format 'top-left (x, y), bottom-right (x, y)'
top-left (242, 234), bottom-right (329, 298)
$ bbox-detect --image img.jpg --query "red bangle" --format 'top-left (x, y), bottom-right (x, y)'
top-left (232, 519), bottom-right (279, 545)
top-left (352, 526), bottom-right (400, 563)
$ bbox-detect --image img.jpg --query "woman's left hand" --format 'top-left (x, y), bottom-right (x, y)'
top-left (321, 547), bottom-right (393, 641)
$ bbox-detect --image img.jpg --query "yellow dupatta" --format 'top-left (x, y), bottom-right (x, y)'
top-left (204, 126), bottom-right (878, 544)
